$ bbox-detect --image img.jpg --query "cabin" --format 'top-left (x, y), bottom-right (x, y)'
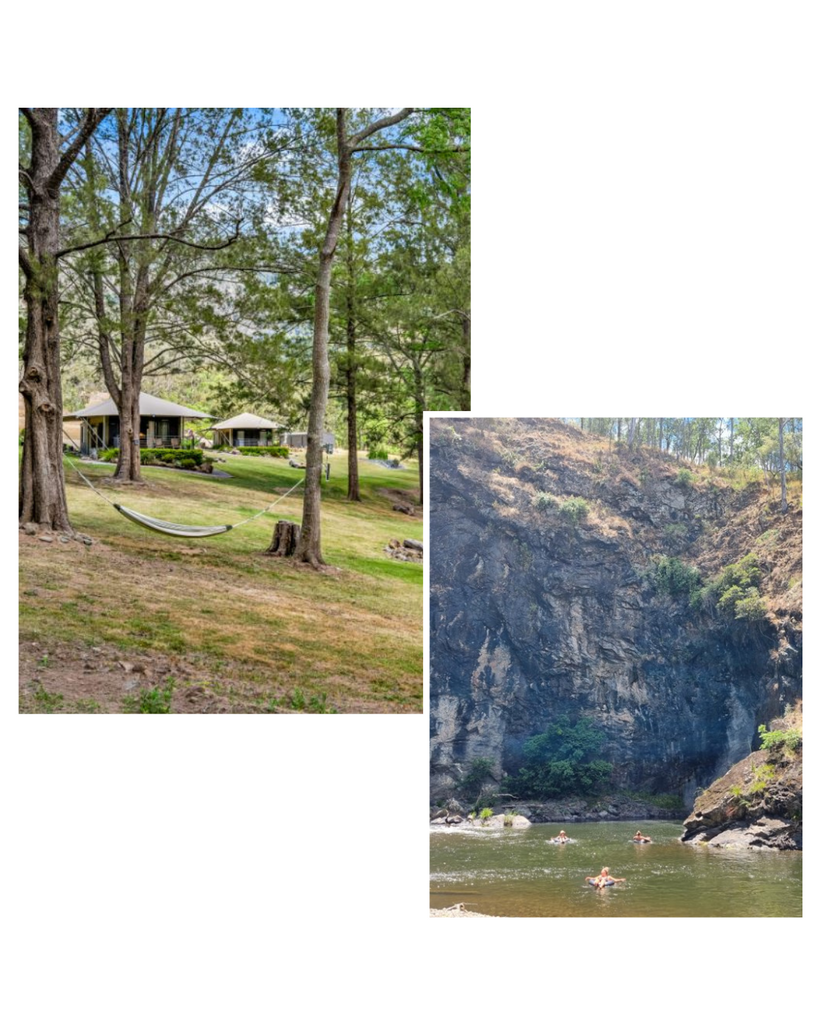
top-left (283, 431), bottom-right (335, 452)
top-left (64, 392), bottom-right (211, 455)
top-left (211, 413), bottom-right (282, 448)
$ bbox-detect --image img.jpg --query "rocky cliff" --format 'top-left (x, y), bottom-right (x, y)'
top-left (430, 419), bottom-right (802, 808)
top-left (680, 707), bottom-right (802, 849)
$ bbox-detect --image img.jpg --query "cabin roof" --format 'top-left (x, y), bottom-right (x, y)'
top-left (64, 392), bottom-right (211, 420)
top-left (212, 413), bottom-right (281, 430)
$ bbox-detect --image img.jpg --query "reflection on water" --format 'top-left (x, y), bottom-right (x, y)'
top-left (430, 821), bottom-right (802, 917)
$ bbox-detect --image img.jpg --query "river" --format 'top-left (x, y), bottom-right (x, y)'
top-left (430, 820), bottom-right (802, 917)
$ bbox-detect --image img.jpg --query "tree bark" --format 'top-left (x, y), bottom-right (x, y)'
top-left (265, 520), bottom-right (301, 556)
top-left (779, 418), bottom-right (787, 513)
top-left (344, 196), bottom-right (361, 502)
top-left (19, 108), bottom-right (108, 534)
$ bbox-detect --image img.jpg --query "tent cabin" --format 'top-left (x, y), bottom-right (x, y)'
top-left (283, 431), bottom-right (335, 452)
top-left (64, 392), bottom-right (211, 455)
top-left (211, 413), bottom-right (282, 448)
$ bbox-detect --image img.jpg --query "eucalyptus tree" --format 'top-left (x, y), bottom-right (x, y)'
top-left (291, 107), bottom-right (418, 566)
top-left (19, 107), bottom-right (110, 535)
top-left (64, 107), bottom-right (293, 482)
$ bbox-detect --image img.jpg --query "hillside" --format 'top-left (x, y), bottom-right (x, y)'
top-left (429, 418), bottom-right (802, 809)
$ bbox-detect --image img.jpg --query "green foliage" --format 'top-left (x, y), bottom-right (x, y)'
top-left (479, 807), bottom-right (494, 824)
top-left (367, 447), bottom-right (390, 460)
top-left (533, 491), bottom-right (558, 511)
top-left (512, 715), bottom-right (612, 799)
top-left (31, 683), bottom-right (65, 713)
top-left (460, 757), bottom-right (495, 794)
top-left (699, 553), bottom-right (767, 621)
top-left (100, 447), bottom-right (205, 468)
top-left (675, 468), bottom-right (694, 487)
top-left (650, 555), bottom-right (701, 598)
top-left (122, 679), bottom-right (175, 713)
top-left (225, 446), bottom-right (289, 458)
top-left (749, 763), bottom-right (776, 793)
top-left (758, 723), bottom-right (801, 754)
top-left (558, 497), bottom-right (590, 524)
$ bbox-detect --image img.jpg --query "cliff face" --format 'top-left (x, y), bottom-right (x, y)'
top-left (430, 419), bottom-right (802, 806)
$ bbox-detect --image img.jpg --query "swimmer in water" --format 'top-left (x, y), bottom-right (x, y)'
top-left (585, 867), bottom-right (626, 888)
top-left (632, 830), bottom-right (652, 843)
top-left (551, 830), bottom-right (570, 843)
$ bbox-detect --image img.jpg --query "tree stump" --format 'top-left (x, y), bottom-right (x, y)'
top-left (265, 519), bottom-right (301, 557)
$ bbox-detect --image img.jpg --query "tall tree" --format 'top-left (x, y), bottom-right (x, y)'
top-left (292, 107), bottom-right (416, 566)
top-left (19, 107), bottom-right (110, 534)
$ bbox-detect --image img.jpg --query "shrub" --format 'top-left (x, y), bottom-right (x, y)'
top-left (178, 458), bottom-right (197, 470)
top-left (675, 468), bottom-right (694, 487)
top-left (479, 807), bottom-right (494, 824)
top-left (234, 446), bottom-right (289, 458)
top-left (559, 497), bottom-right (590, 524)
top-left (758, 723), bottom-right (801, 754)
top-left (700, 553), bottom-right (766, 621)
top-left (368, 447), bottom-right (390, 460)
top-left (101, 447), bottom-right (205, 467)
top-left (533, 491), bottom-right (558, 511)
top-left (511, 715), bottom-right (612, 799)
top-left (460, 757), bottom-right (495, 794)
top-left (651, 555), bottom-right (701, 598)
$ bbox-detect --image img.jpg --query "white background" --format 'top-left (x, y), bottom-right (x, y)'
top-left (4, 3), bottom-right (813, 1021)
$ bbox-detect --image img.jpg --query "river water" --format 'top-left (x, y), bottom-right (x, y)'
top-left (430, 820), bottom-right (801, 917)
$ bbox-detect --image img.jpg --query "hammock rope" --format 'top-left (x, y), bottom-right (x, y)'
top-left (61, 438), bottom-right (304, 539)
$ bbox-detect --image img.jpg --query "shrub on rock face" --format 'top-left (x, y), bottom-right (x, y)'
top-left (559, 497), bottom-right (589, 524)
top-left (651, 555), bottom-right (701, 599)
top-left (533, 491), bottom-right (558, 511)
top-left (675, 468), bottom-right (694, 487)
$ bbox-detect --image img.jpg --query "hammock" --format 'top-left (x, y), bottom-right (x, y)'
top-left (114, 504), bottom-right (233, 538)
top-left (62, 435), bottom-right (304, 539)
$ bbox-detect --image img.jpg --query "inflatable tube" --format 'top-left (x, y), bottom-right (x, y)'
top-left (588, 878), bottom-right (615, 887)
top-left (630, 838), bottom-right (651, 844)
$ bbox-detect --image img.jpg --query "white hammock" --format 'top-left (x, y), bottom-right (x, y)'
top-left (114, 504), bottom-right (233, 538)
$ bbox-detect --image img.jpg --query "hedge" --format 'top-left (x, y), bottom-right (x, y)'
top-left (215, 445), bottom-right (289, 458)
top-left (99, 447), bottom-right (204, 467)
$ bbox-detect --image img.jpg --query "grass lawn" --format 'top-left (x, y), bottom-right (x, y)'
top-left (18, 451), bottom-right (422, 714)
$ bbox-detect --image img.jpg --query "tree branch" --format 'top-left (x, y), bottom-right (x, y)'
top-left (56, 219), bottom-right (243, 259)
top-left (19, 245), bottom-right (33, 278)
top-left (48, 108), bottom-right (112, 192)
top-left (351, 144), bottom-right (466, 155)
top-left (350, 108), bottom-right (415, 147)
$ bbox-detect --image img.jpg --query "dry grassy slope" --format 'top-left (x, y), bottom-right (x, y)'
top-left (433, 416), bottom-right (802, 620)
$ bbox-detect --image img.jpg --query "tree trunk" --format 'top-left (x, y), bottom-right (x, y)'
top-left (293, 114), bottom-right (352, 565)
top-left (413, 360), bottom-right (425, 506)
top-left (19, 110), bottom-right (74, 534)
top-left (461, 313), bottom-right (471, 408)
top-left (779, 418), bottom-right (787, 513)
top-left (265, 520), bottom-right (301, 557)
top-left (344, 198), bottom-right (361, 502)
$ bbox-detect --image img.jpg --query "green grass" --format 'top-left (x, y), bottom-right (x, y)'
top-left (19, 452), bottom-right (422, 713)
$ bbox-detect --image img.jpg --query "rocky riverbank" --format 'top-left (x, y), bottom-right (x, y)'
top-left (431, 794), bottom-right (682, 827)
top-left (680, 716), bottom-right (802, 850)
